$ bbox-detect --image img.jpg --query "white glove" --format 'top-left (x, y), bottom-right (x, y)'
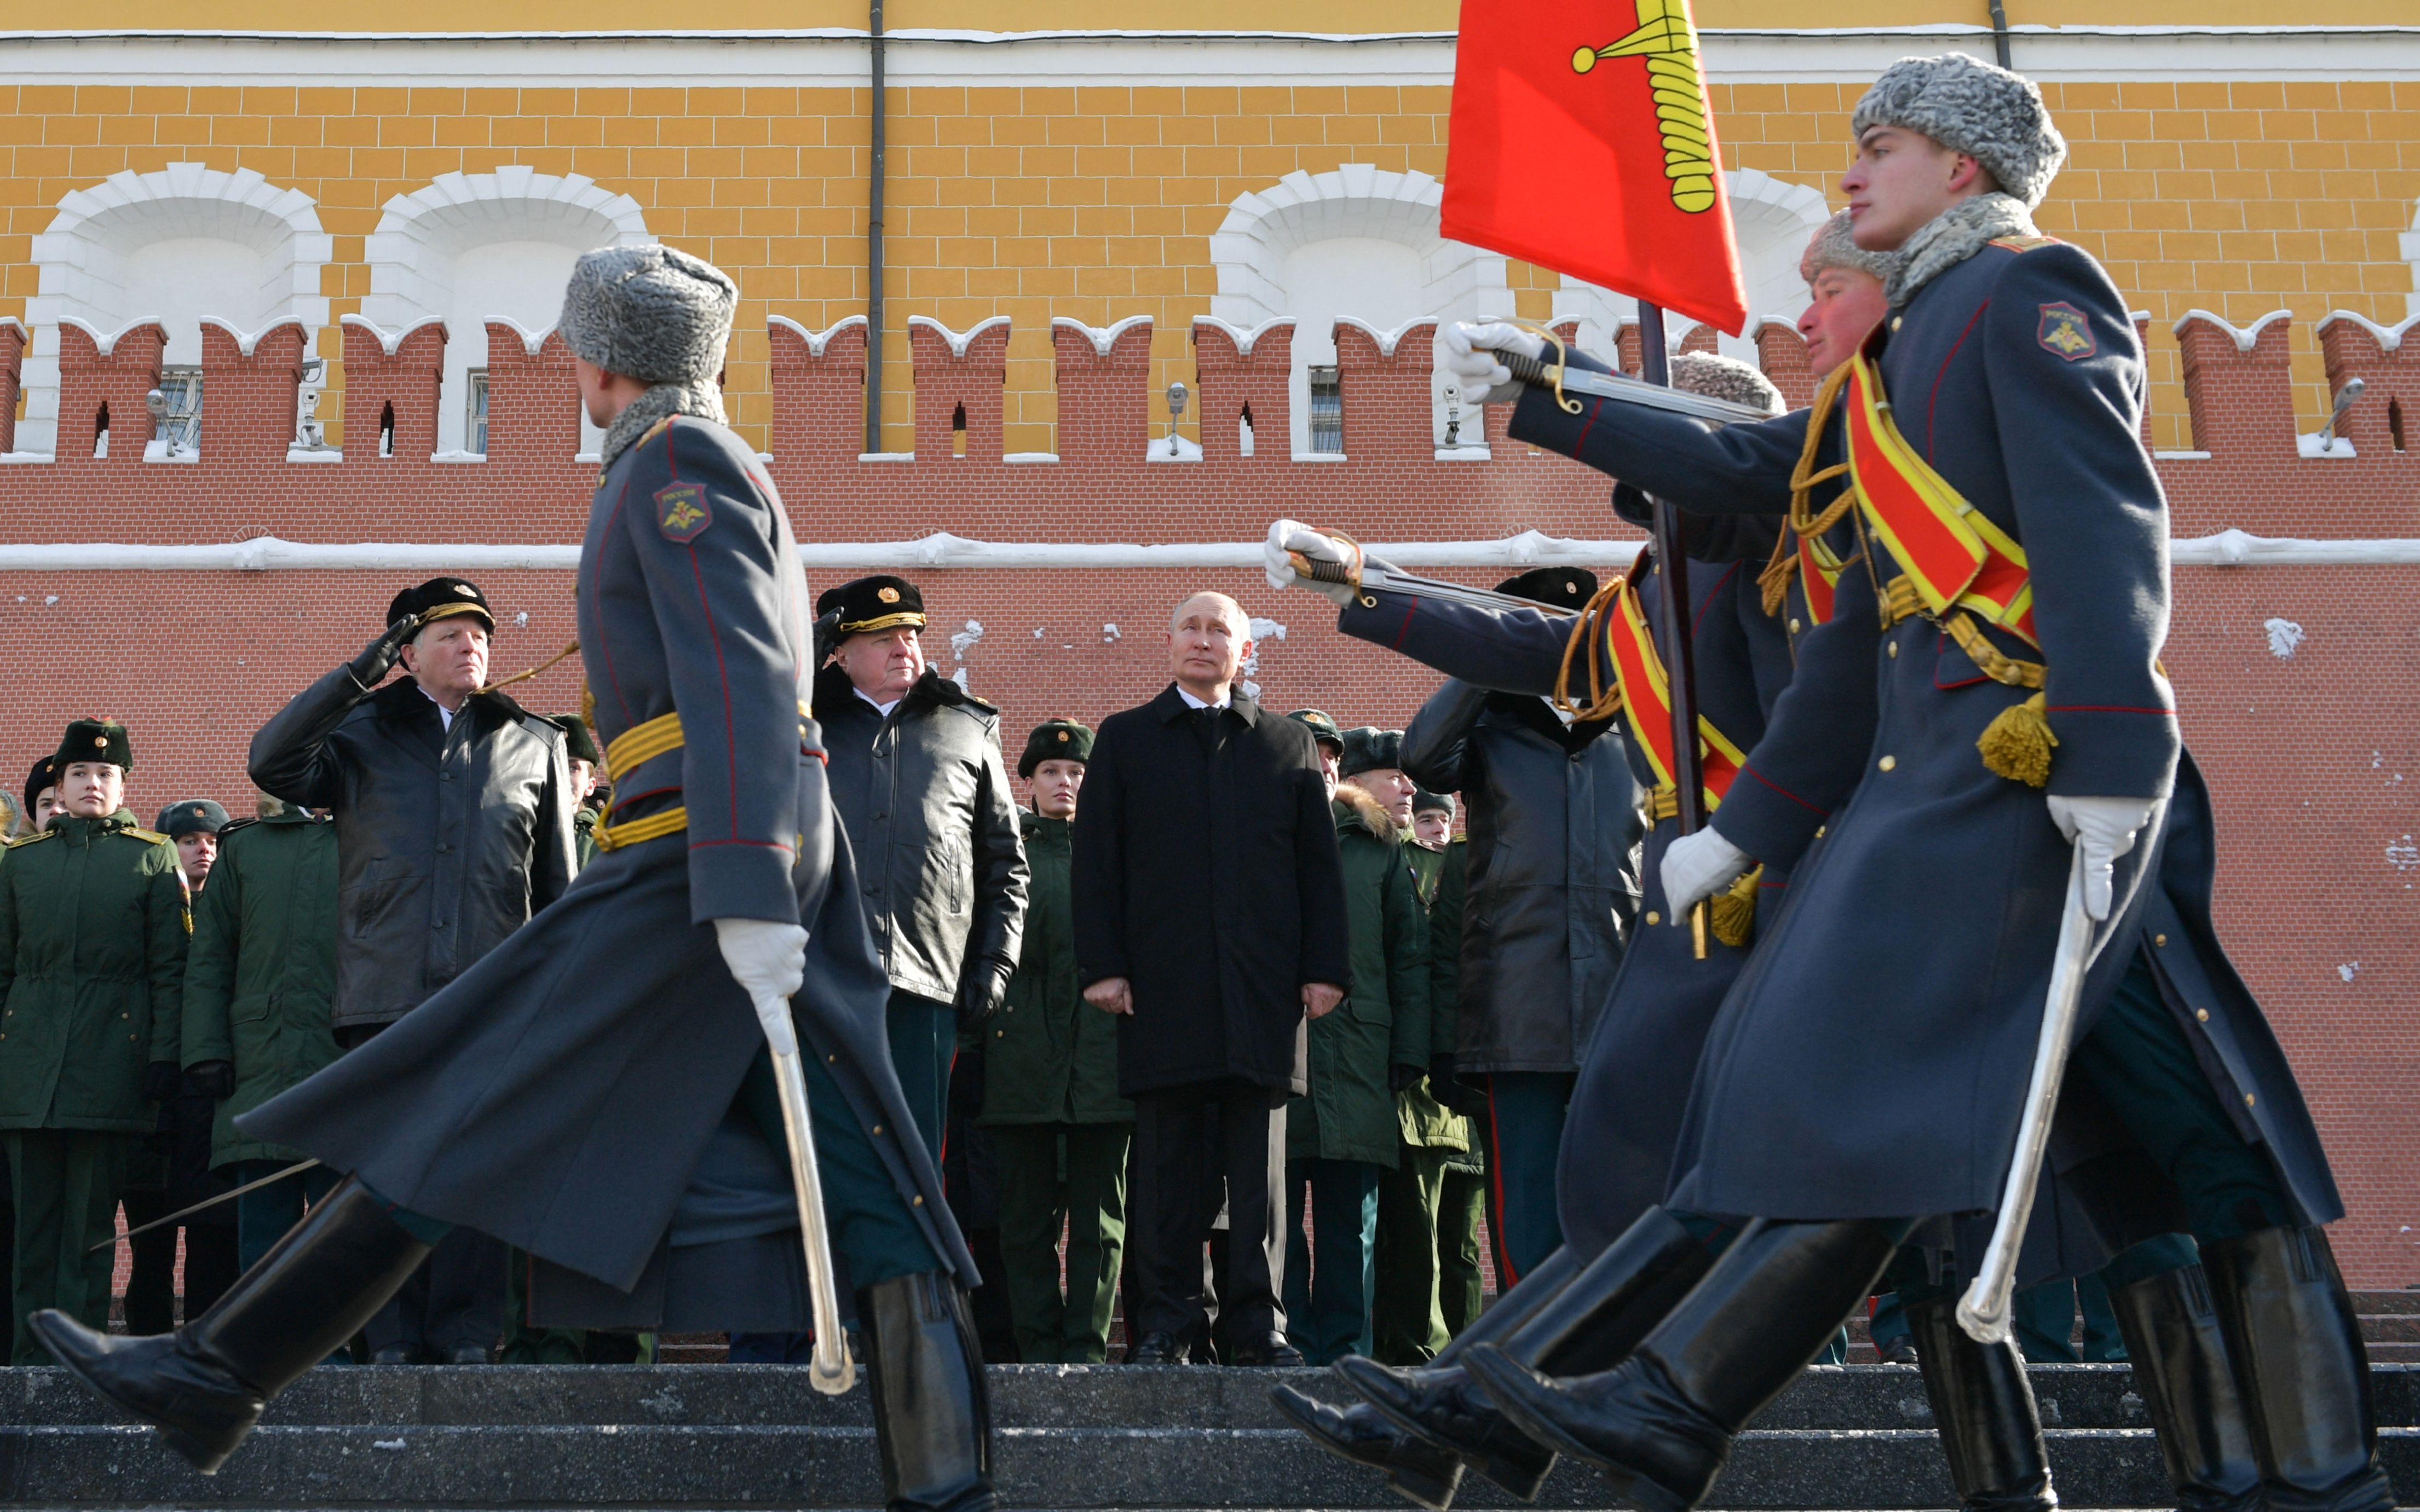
top-left (1442, 321), bottom-right (1543, 405)
top-left (715, 917), bottom-right (810, 1053)
top-left (2046, 795), bottom-right (2157, 921)
top-left (1661, 826), bottom-right (1753, 924)
top-left (1264, 518), bottom-right (1357, 605)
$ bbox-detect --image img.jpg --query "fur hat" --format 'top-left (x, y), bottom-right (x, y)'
top-left (157, 799), bottom-right (228, 839)
top-left (1800, 209), bottom-right (1900, 288)
top-left (1669, 351), bottom-right (1786, 418)
top-left (1340, 726), bottom-right (1406, 779)
top-left (1495, 566), bottom-right (1599, 609)
top-left (1413, 788), bottom-right (1456, 820)
top-left (1018, 718), bottom-right (1094, 778)
top-left (1851, 54), bottom-right (2066, 209)
top-left (21, 757), bottom-right (54, 828)
top-left (557, 245), bottom-right (738, 386)
top-left (54, 719), bottom-right (132, 775)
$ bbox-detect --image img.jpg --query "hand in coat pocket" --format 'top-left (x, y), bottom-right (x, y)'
top-left (1302, 982), bottom-right (1344, 1020)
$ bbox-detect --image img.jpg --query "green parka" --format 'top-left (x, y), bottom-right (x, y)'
top-left (1401, 837), bottom-right (1474, 1157)
top-left (1288, 789), bottom-right (1429, 1168)
top-left (979, 812), bottom-right (1131, 1126)
top-left (0, 811), bottom-right (188, 1133)
top-left (181, 809), bottom-right (341, 1168)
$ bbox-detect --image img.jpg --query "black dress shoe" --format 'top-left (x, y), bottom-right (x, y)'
top-left (1126, 1330), bottom-right (1189, 1365)
top-left (1336, 1359), bottom-right (1556, 1502)
top-left (443, 1344), bottom-right (491, 1364)
top-left (1271, 1384), bottom-right (1465, 1510)
top-left (368, 1346), bottom-right (414, 1365)
top-left (27, 1177), bottom-right (430, 1474)
top-left (1228, 1333), bottom-right (1306, 1367)
top-left (1874, 1336), bottom-right (1920, 1366)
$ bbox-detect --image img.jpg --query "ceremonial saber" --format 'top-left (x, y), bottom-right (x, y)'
top-left (747, 988), bottom-right (857, 1394)
top-left (94, 1158), bottom-right (321, 1252)
top-left (1957, 842), bottom-right (2096, 1344)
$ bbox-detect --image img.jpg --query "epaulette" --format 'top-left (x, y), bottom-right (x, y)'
top-left (215, 817), bottom-right (261, 839)
top-left (1991, 235), bottom-right (2061, 252)
top-left (5, 830), bottom-right (54, 849)
top-left (120, 827), bottom-right (172, 845)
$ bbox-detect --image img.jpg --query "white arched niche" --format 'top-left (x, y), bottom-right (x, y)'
top-left (20, 163), bottom-right (331, 455)
top-left (361, 167), bottom-right (652, 457)
top-left (1553, 168), bottom-right (1832, 366)
top-left (1209, 165), bottom-right (1513, 455)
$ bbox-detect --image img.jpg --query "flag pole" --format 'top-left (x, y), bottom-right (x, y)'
top-left (1631, 301), bottom-right (1712, 959)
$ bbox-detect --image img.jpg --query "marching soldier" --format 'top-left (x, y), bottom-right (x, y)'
top-left (0, 720), bottom-right (186, 1363)
top-left (1423, 55), bottom-right (2390, 1512)
top-left (33, 246), bottom-right (1000, 1512)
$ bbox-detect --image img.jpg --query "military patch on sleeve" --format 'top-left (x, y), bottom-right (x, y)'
top-left (2037, 303), bottom-right (2096, 361)
top-left (655, 483), bottom-right (712, 542)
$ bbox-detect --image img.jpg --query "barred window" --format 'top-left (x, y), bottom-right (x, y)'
top-left (466, 370), bottom-right (489, 456)
top-left (1307, 366), bottom-right (1342, 454)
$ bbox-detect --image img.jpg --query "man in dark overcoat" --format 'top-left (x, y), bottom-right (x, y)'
top-left (31, 245), bottom-right (1000, 1512)
top-left (1421, 56), bottom-right (2394, 1512)
top-left (1071, 590), bottom-right (1349, 1367)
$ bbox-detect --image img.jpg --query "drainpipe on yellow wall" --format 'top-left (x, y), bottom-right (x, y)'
top-left (867, 0), bottom-right (888, 455)
top-left (1986, 0), bottom-right (2012, 68)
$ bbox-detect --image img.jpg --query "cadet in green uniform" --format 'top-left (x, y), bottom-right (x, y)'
top-left (1282, 714), bottom-right (1431, 1365)
top-left (1357, 743), bottom-right (1470, 1366)
top-left (0, 720), bottom-right (186, 1364)
top-left (180, 799), bottom-right (342, 1271)
top-left (1407, 790), bottom-right (1487, 1339)
top-left (976, 719), bottom-right (1132, 1363)
top-left (554, 715), bottom-right (604, 869)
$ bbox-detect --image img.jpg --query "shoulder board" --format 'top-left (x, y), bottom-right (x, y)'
top-left (640, 417), bottom-right (676, 451)
top-left (5, 831), bottom-right (54, 849)
top-left (1991, 235), bottom-right (2062, 252)
top-left (120, 827), bottom-right (172, 844)
top-left (216, 817), bottom-right (261, 838)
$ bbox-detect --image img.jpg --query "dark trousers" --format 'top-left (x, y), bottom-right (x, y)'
top-left (1438, 1166), bottom-right (1487, 1337)
top-left (1479, 1071), bottom-right (1570, 1286)
top-left (233, 1158), bottom-right (342, 1272)
top-left (367, 1226), bottom-right (507, 1361)
top-left (992, 1121), bottom-right (1131, 1364)
top-left (1372, 1143), bottom-right (1451, 1365)
top-left (1128, 1081), bottom-right (1286, 1346)
top-left (1284, 1157), bottom-right (1380, 1365)
top-left (6, 1131), bottom-right (128, 1365)
top-left (885, 989), bottom-right (958, 1158)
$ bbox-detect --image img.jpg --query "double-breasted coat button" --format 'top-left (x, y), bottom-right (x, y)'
top-left (1878, 755), bottom-right (1897, 771)
top-left (1645, 911), bottom-right (1662, 926)
top-left (2197, 1009), bottom-right (2210, 1022)
top-left (1887, 642), bottom-right (1899, 658)
top-left (2154, 933), bottom-right (2168, 945)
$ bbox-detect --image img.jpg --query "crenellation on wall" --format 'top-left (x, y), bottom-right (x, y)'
top-left (2315, 312), bottom-right (2420, 461)
top-left (1751, 320), bottom-right (1813, 410)
top-left (337, 315), bottom-right (446, 466)
top-left (2175, 309), bottom-right (2299, 463)
top-left (907, 315), bottom-right (1011, 465)
top-left (1049, 315), bottom-right (1152, 466)
top-left (1190, 316), bottom-right (1293, 466)
top-left (1332, 319), bottom-right (1436, 460)
top-left (54, 319), bottom-right (165, 468)
top-left (480, 320), bottom-right (581, 469)
top-left (767, 314), bottom-right (866, 466)
top-left (197, 319), bottom-right (308, 465)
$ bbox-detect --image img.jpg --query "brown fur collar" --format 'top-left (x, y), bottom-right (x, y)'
top-left (1334, 782), bottom-right (1401, 842)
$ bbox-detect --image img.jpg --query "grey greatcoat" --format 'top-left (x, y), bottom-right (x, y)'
top-left (815, 663), bottom-right (1028, 1009)
top-left (1399, 682), bottom-right (1639, 1077)
top-left (249, 672), bottom-right (575, 1030)
top-left (244, 413), bottom-right (973, 1296)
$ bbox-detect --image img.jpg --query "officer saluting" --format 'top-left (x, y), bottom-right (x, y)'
top-left (1421, 55), bottom-right (2393, 1512)
top-left (31, 246), bottom-right (1000, 1512)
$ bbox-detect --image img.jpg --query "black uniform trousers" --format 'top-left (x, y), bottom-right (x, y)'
top-left (1127, 1078), bottom-right (1287, 1345)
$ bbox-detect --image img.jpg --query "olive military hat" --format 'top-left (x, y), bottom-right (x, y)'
top-left (1339, 726), bottom-right (1406, 779)
top-left (22, 755), bottom-right (55, 822)
top-left (551, 713), bottom-right (603, 767)
top-left (156, 799), bottom-right (228, 839)
top-left (1413, 788), bottom-right (1456, 820)
top-left (1286, 708), bottom-right (1345, 754)
top-left (815, 575), bottom-right (927, 644)
top-left (387, 576), bottom-right (495, 633)
top-left (54, 718), bottom-right (132, 773)
top-left (1495, 566), bottom-right (1598, 610)
top-left (1018, 718), bottom-right (1094, 779)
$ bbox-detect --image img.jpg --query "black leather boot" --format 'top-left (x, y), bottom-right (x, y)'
top-left (26, 1176), bottom-right (430, 1474)
top-left (2202, 1227), bottom-right (2396, 1512)
top-left (1465, 1218), bottom-right (1901, 1512)
top-left (861, 1271), bottom-right (998, 1512)
top-left (1903, 1296), bottom-right (2056, 1512)
top-left (1336, 1209), bottom-right (1715, 1501)
top-left (1272, 1245), bottom-right (1587, 1509)
top-left (2104, 1263), bottom-right (2262, 1512)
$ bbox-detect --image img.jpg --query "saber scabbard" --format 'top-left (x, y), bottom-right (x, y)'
top-left (750, 990), bottom-right (858, 1395)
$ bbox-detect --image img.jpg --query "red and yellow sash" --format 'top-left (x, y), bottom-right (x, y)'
top-left (1843, 347), bottom-right (2036, 647)
top-left (1603, 574), bottom-right (1750, 816)
top-left (1759, 363), bottom-right (1854, 628)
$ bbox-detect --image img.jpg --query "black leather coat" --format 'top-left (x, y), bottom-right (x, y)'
top-left (1401, 682), bottom-right (1641, 1076)
top-left (249, 672), bottom-right (575, 1030)
top-left (815, 665), bottom-right (1028, 1008)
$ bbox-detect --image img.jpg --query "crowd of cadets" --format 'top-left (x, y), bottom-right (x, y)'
top-left (0, 674), bottom-right (1495, 1369)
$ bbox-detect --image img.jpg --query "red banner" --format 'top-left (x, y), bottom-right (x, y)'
top-left (1443, 0), bottom-right (1749, 335)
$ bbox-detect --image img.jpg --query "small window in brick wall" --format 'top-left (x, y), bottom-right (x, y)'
top-left (466, 370), bottom-right (490, 456)
top-left (1239, 401), bottom-right (1255, 458)
top-left (951, 401), bottom-right (967, 458)
top-left (2392, 397), bottom-right (2407, 453)
top-left (1307, 366), bottom-right (1343, 454)
top-left (93, 401), bottom-right (109, 459)
top-left (379, 401), bottom-right (395, 459)
top-left (154, 367), bottom-right (203, 455)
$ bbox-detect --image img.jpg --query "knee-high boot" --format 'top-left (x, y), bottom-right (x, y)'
top-left (2102, 1263), bottom-right (2262, 1512)
top-left (1271, 1244), bottom-right (1587, 1509)
top-left (1903, 1296), bottom-right (2056, 1512)
top-left (1333, 1208), bottom-right (1716, 1501)
top-left (861, 1271), bottom-right (998, 1512)
top-left (1465, 1217), bottom-right (1901, 1512)
top-left (25, 1176), bottom-right (430, 1474)
top-left (2201, 1227), bottom-right (2395, 1512)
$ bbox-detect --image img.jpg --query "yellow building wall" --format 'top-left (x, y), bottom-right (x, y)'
top-left (0, 72), bottom-right (2415, 454)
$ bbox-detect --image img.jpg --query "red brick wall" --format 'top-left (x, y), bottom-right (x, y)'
top-left (2, 310), bottom-right (2414, 1286)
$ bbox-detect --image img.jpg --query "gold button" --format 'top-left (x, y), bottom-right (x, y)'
top-left (1789, 618), bottom-right (1802, 633)
top-left (912, 1194), bottom-right (924, 1206)
top-left (996, 1030), bottom-right (1005, 1039)
top-left (1891, 316), bottom-right (1903, 332)
top-left (1879, 755), bottom-right (1897, 771)
top-left (1645, 910), bottom-right (1662, 926)
top-left (2196, 1009), bottom-right (2209, 1022)
top-left (2154, 933), bottom-right (2168, 946)
top-left (1815, 826), bottom-right (1826, 839)
top-left (121, 1013), bottom-right (128, 1020)
top-left (2244, 1094), bottom-right (2256, 1107)
top-left (1887, 642), bottom-right (1899, 659)
top-left (827, 1054), bottom-right (837, 1063)
top-left (871, 1125), bottom-right (883, 1136)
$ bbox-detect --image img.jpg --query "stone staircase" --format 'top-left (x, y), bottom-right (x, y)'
top-left (0, 1361), bottom-right (2410, 1509)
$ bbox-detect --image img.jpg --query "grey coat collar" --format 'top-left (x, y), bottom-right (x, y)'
top-left (599, 381), bottom-right (728, 472)
top-left (1886, 193), bottom-right (2038, 308)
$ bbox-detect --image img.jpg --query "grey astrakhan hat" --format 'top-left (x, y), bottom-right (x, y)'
top-left (1800, 209), bottom-right (1900, 288)
top-left (1851, 54), bottom-right (2067, 209)
top-left (1669, 351), bottom-right (1786, 418)
top-left (557, 244), bottom-right (738, 386)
